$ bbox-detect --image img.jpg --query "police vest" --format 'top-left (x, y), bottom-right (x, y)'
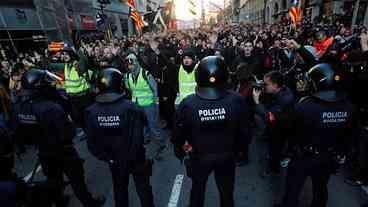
top-left (127, 70), bottom-right (155, 107)
top-left (176, 65), bottom-right (196, 104)
top-left (63, 64), bottom-right (91, 96)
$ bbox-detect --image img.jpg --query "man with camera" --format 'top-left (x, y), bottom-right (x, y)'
top-left (253, 71), bottom-right (295, 175)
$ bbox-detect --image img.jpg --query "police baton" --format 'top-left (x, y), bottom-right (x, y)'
top-left (182, 143), bottom-right (193, 178)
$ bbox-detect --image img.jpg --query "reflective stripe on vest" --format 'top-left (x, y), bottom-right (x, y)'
top-left (63, 64), bottom-right (90, 95)
top-left (127, 70), bottom-right (154, 107)
top-left (176, 65), bottom-right (196, 104)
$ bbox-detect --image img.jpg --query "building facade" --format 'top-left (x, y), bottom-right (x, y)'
top-left (239, 0), bottom-right (265, 24)
top-left (0, 0), bottom-right (134, 51)
top-left (234, 0), bottom-right (368, 26)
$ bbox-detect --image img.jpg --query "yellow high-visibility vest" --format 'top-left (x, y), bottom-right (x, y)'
top-left (176, 65), bottom-right (196, 104)
top-left (63, 64), bottom-right (91, 95)
top-left (127, 70), bottom-right (155, 107)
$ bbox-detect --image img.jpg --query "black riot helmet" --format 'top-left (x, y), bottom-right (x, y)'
top-left (307, 63), bottom-right (344, 102)
top-left (97, 68), bottom-right (123, 93)
top-left (21, 69), bottom-right (60, 90)
top-left (195, 56), bottom-right (229, 100)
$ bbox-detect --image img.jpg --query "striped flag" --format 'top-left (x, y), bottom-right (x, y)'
top-left (126, 0), bottom-right (136, 9)
top-left (124, 0), bottom-right (144, 30)
top-left (131, 10), bottom-right (145, 30)
top-left (104, 28), bottom-right (113, 41)
top-left (289, 0), bottom-right (302, 27)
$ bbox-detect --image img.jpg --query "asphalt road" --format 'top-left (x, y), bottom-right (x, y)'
top-left (15, 132), bottom-right (367, 207)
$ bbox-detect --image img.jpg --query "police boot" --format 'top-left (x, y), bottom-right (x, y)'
top-left (55, 195), bottom-right (70, 207)
top-left (92, 196), bottom-right (106, 207)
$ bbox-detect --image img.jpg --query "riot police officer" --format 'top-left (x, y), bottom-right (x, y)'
top-left (13, 69), bottom-right (104, 207)
top-left (0, 88), bottom-right (15, 206)
top-left (172, 56), bottom-right (252, 207)
top-left (277, 63), bottom-right (354, 207)
top-left (84, 68), bottom-right (155, 207)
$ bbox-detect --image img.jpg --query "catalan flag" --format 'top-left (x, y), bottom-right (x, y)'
top-left (289, 0), bottom-right (302, 27)
top-left (131, 10), bottom-right (144, 30)
top-left (124, 0), bottom-right (144, 30)
top-left (48, 42), bottom-right (65, 52)
top-left (126, 0), bottom-right (135, 9)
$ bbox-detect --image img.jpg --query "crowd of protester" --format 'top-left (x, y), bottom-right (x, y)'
top-left (1, 14), bottom-right (368, 206)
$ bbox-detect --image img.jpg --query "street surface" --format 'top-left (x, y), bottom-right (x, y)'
top-left (15, 132), bottom-right (367, 207)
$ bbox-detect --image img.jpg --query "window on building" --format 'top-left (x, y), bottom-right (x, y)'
top-left (282, 0), bottom-right (287, 10)
top-left (356, 0), bottom-right (368, 25)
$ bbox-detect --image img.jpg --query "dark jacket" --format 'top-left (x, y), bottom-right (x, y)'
top-left (231, 54), bottom-right (266, 80)
top-left (172, 91), bottom-right (252, 158)
top-left (13, 93), bottom-right (76, 157)
top-left (84, 92), bottom-right (146, 163)
top-left (255, 87), bottom-right (295, 136)
top-left (291, 94), bottom-right (354, 155)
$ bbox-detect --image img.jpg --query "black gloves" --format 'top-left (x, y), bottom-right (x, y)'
top-left (174, 146), bottom-right (186, 163)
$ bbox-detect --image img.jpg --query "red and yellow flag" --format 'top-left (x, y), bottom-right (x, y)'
top-left (289, 7), bottom-right (302, 26)
top-left (289, 0), bottom-right (302, 27)
top-left (126, 0), bottom-right (135, 9)
top-left (124, 0), bottom-right (144, 30)
top-left (131, 10), bottom-right (144, 30)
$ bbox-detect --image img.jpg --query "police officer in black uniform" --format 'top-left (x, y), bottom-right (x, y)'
top-left (172, 56), bottom-right (252, 207)
top-left (13, 69), bottom-right (105, 207)
top-left (277, 63), bottom-right (355, 207)
top-left (0, 112), bottom-right (15, 207)
top-left (84, 68), bottom-right (155, 207)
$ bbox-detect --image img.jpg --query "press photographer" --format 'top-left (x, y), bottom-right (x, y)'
top-left (252, 71), bottom-right (295, 174)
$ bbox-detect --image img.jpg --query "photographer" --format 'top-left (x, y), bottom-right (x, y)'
top-left (253, 71), bottom-right (295, 174)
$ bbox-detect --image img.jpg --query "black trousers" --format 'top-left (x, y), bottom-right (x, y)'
top-left (159, 94), bottom-right (176, 129)
top-left (282, 154), bottom-right (336, 207)
top-left (109, 161), bottom-right (155, 207)
top-left (268, 135), bottom-right (287, 173)
top-left (39, 154), bottom-right (96, 207)
top-left (190, 157), bottom-right (235, 207)
top-left (69, 93), bottom-right (93, 129)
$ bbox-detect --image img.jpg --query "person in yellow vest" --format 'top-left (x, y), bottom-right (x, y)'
top-left (124, 53), bottom-right (166, 156)
top-left (175, 49), bottom-right (198, 105)
top-left (61, 46), bottom-right (94, 130)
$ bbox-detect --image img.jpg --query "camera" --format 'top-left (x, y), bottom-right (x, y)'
top-left (251, 76), bottom-right (265, 91)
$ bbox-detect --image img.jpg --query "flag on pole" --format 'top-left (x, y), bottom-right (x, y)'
top-left (124, 0), bottom-right (145, 31)
top-left (188, 0), bottom-right (196, 8)
top-left (289, 0), bottom-right (302, 27)
top-left (131, 10), bottom-right (145, 30)
top-left (188, 0), bottom-right (197, 16)
top-left (126, 0), bottom-right (136, 9)
top-left (189, 9), bottom-right (197, 15)
top-left (104, 27), bottom-right (113, 41)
